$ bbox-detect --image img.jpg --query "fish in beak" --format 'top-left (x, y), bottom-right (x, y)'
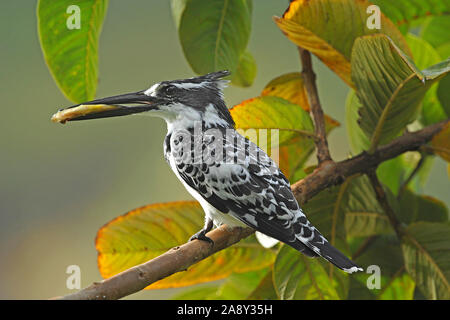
top-left (51, 90), bottom-right (167, 124)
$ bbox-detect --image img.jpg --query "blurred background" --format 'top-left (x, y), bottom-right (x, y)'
top-left (0, 1), bottom-right (448, 299)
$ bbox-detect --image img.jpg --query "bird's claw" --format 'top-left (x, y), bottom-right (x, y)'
top-left (189, 230), bottom-right (214, 246)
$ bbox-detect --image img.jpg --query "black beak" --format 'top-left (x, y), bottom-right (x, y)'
top-left (51, 90), bottom-right (166, 123)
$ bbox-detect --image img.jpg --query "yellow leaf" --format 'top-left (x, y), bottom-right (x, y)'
top-left (259, 73), bottom-right (339, 180)
top-left (96, 201), bottom-right (274, 289)
top-left (261, 72), bottom-right (309, 110)
top-left (432, 122), bottom-right (450, 162)
top-left (230, 96), bottom-right (315, 148)
top-left (274, 0), bottom-right (410, 88)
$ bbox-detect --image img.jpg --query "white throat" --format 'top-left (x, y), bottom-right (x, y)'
top-left (146, 103), bottom-right (231, 135)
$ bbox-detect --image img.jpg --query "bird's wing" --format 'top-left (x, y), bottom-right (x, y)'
top-left (170, 129), bottom-right (321, 247)
top-left (171, 129), bottom-right (363, 272)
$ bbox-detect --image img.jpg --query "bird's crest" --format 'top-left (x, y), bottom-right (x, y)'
top-left (201, 70), bottom-right (231, 80)
top-left (182, 70), bottom-right (231, 91)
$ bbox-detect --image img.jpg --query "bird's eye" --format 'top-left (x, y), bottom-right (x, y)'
top-left (163, 85), bottom-right (176, 96)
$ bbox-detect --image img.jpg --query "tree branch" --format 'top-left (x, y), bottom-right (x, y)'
top-left (56, 226), bottom-right (255, 300)
top-left (291, 120), bottom-right (448, 205)
top-left (55, 119), bottom-right (448, 300)
top-left (298, 47), bottom-right (332, 164)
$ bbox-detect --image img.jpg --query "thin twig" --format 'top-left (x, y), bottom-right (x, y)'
top-left (397, 153), bottom-right (427, 198)
top-left (352, 235), bottom-right (378, 260)
top-left (298, 47), bottom-right (332, 164)
top-left (367, 170), bottom-right (403, 237)
top-left (55, 119), bottom-right (448, 300)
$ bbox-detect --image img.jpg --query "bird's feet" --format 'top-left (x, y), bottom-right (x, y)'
top-left (189, 229), bottom-right (214, 246)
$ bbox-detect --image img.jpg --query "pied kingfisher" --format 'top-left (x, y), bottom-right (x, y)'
top-left (52, 71), bottom-right (362, 274)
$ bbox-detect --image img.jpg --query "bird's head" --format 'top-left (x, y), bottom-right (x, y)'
top-left (51, 70), bottom-right (235, 129)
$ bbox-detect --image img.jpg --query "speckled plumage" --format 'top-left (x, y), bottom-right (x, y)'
top-left (150, 71), bottom-right (362, 273)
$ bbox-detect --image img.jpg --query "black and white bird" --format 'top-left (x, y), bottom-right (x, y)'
top-left (52, 71), bottom-right (363, 274)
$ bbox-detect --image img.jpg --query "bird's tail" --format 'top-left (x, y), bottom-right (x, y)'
top-left (311, 240), bottom-right (363, 274)
top-left (290, 226), bottom-right (363, 274)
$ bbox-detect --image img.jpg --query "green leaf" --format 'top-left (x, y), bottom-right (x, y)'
top-left (216, 269), bottom-right (269, 300)
top-left (371, 0), bottom-right (450, 34)
top-left (230, 51), bottom-right (257, 87)
top-left (178, 0), bottom-right (252, 75)
top-left (173, 269), bottom-right (270, 300)
top-left (415, 194), bottom-right (448, 223)
top-left (344, 177), bottom-right (393, 238)
top-left (304, 176), bottom-right (392, 241)
top-left (377, 157), bottom-right (407, 194)
top-left (352, 34), bottom-right (450, 150)
top-left (273, 245), bottom-right (340, 300)
top-left (37, 0), bottom-right (108, 103)
top-left (230, 96), bottom-right (315, 149)
top-left (345, 90), bottom-right (370, 153)
top-left (301, 180), bottom-right (351, 252)
top-left (173, 285), bottom-right (220, 300)
top-left (350, 235), bottom-right (408, 299)
top-left (422, 84), bottom-right (448, 126)
top-left (421, 15), bottom-right (450, 59)
top-left (356, 235), bottom-right (406, 276)
top-left (376, 152), bottom-right (434, 196)
top-left (346, 87), bottom-right (434, 194)
top-left (437, 74), bottom-right (450, 118)
top-left (378, 272), bottom-right (415, 300)
top-left (247, 269), bottom-right (279, 300)
top-left (407, 34), bottom-right (442, 70)
top-left (170, 0), bottom-right (188, 29)
top-left (402, 222), bottom-right (450, 299)
top-left (398, 189), bottom-right (420, 224)
top-left (274, 0), bottom-right (410, 87)
top-left (96, 201), bottom-right (275, 289)
top-left (347, 276), bottom-right (376, 300)
top-left (399, 189), bottom-right (449, 224)
top-left (302, 175), bottom-right (390, 298)
top-left (301, 178), bottom-right (352, 284)
top-left (406, 33), bottom-right (448, 125)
